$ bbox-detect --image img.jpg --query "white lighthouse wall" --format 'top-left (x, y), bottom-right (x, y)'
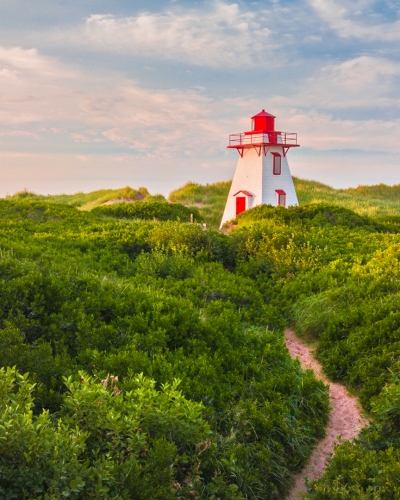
top-left (261, 147), bottom-right (299, 207)
top-left (220, 146), bottom-right (299, 228)
top-left (220, 148), bottom-right (262, 227)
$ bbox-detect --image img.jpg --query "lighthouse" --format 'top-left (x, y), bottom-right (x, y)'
top-left (220, 110), bottom-right (299, 228)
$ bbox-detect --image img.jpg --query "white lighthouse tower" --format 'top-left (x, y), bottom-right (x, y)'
top-left (220, 110), bottom-right (299, 228)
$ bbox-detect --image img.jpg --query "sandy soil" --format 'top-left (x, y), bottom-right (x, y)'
top-left (284, 329), bottom-right (369, 499)
top-left (102, 198), bottom-right (137, 205)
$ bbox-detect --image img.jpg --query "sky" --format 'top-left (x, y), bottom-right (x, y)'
top-left (0, 0), bottom-right (400, 196)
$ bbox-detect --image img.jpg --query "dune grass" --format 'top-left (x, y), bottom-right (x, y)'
top-left (294, 177), bottom-right (400, 220)
top-left (7, 187), bottom-right (165, 211)
top-left (168, 177), bottom-right (400, 229)
top-left (5, 177), bottom-right (400, 228)
top-left (168, 181), bottom-right (231, 229)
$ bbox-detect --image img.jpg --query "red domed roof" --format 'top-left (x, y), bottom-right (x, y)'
top-left (251, 109), bottom-right (276, 119)
top-left (251, 109), bottom-right (276, 132)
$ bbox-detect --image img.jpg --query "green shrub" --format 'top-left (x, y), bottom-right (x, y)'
top-left (169, 181), bottom-right (231, 229)
top-left (92, 201), bottom-right (202, 223)
top-left (305, 440), bottom-right (400, 499)
top-left (0, 367), bottom-right (220, 499)
top-left (0, 199), bottom-right (329, 499)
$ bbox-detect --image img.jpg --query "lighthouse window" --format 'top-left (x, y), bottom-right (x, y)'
top-left (276, 190), bottom-right (286, 207)
top-left (272, 153), bottom-right (281, 175)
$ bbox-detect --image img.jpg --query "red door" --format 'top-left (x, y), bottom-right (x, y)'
top-left (236, 197), bottom-right (246, 215)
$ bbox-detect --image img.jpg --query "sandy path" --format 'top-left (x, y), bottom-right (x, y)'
top-left (284, 329), bottom-right (368, 499)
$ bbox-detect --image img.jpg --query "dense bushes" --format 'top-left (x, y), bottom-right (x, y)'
top-left (304, 374), bottom-right (400, 498)
top-left (6, 195), bottom-right (400, 498)
top-left (0, 367), bottom-right (216, 499)
top-left (92, 201), bottom-right (202, 223)
top-left (230, 203), bottom-right (400, 498)
top-left (304, 440), bottom-right (400, 499)
top-left (0, 199), bottom-right (329, 499)
top-left (235, 203), bottom-right (393, 233)
top-left (287, 242), bottom-right (400, 407)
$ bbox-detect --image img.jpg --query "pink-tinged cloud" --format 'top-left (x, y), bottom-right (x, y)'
top-left (0, 44), bottom-right (399, 195)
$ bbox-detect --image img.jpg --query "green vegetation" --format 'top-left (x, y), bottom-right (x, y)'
top-left (169, 181), bottom-right (231, 229)
top-left (295, 177), bottom-right (400, 220)
top-left (232, 202), bottom-right (400, 497)
top-left (3, 175), bottom-right (400, 498)
top-left (8, 176), bottom-right (400, 229)
top-left (92, 201), bottom-right (202, 223)
top-left (0, 198), bottom-right (328, 499)
top-left (7, 186), bottom-right (165, 210)
top-left (169, 177), bottom-right (400, 229)
top-left (1, 367), bottom-right (212, 499)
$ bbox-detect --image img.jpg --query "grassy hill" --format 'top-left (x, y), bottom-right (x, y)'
top-left (295, 178), bottom-right (400, 221)
top-left (3, 178), bottom-right (400, 497)
top-left (5, 177), bottom-right (400, 228)
top-left (7, 186), bottom-right (165, 211)
top-left (168, 181), bottom-right (231, 229)
top-left (169, 178), bottom-right (400, 228)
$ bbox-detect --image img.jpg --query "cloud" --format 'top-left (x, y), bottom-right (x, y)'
top-left (79, 1), bottom-right (275, 67)
top-left (0, 46), bottom-right (81, 125)
top-left (283, 110), bottom-right (400, 153)
top-left (0, 45), bottom-right (234, 158)
top-left (255, 55), bottom-right (400, 154)
top-left (309, 0), bottom-right (400, 40)
top-left (0, 44), bottom-right (399, 197)
top-left (296, 56), bottom-right (400, 109)
top-left (0, 46), bottom-right (76, 78)
top-left (1, 45), bottom-right (399, 158)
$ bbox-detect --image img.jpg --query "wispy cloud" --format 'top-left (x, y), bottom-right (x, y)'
top-left (296, 56), bottom-right (400, 109)
top-left (0, 46), bottom-right (232, 157)
top-left (283, 110), bottom-right (400, 153)
top-left (1, 45), bottom-right (399, 159)
top-left (265, 56), bottom-right (400, 153)
top-left (309, 0), bottom-right (400, 40)
top-left (75, 1), bottom-right (276, 67)
top-left (0, 46), bottom-right (75, 77)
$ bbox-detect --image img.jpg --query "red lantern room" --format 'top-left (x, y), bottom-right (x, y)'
top-left (251, 110), bottom-right (275, 132)
top-left (227, 109), bottom-right (299, 158)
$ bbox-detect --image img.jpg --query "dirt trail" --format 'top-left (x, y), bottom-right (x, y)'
top-left (285, 329), bottom-right (368, 499)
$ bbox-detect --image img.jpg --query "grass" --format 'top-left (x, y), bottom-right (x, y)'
top-left (5, 177), bottom-right (400, 229)
top-left (168, 181), bottom-right (231, 229)
top-left (168, 177), bottom-right (400, 229)
top-left (294, 177), bottom-right (400, 222)
top-left (7, 187), bottom-right (165, 211)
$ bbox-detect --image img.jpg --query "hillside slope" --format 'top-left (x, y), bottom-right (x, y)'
top-left (0, 199), bottom-right (329, 499)
top-left (295, 177), bottom-right (400, 221)
top-left (169, 181), bottom-right (231, 228)
top-left (7, 186), bottom-right (165, 210)
top-left (169, 178), bottom-right (400, 228)
top-left (2, 186), bottom-right (400, 497)
top-left (5, 177), bottom-right (400, 227)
